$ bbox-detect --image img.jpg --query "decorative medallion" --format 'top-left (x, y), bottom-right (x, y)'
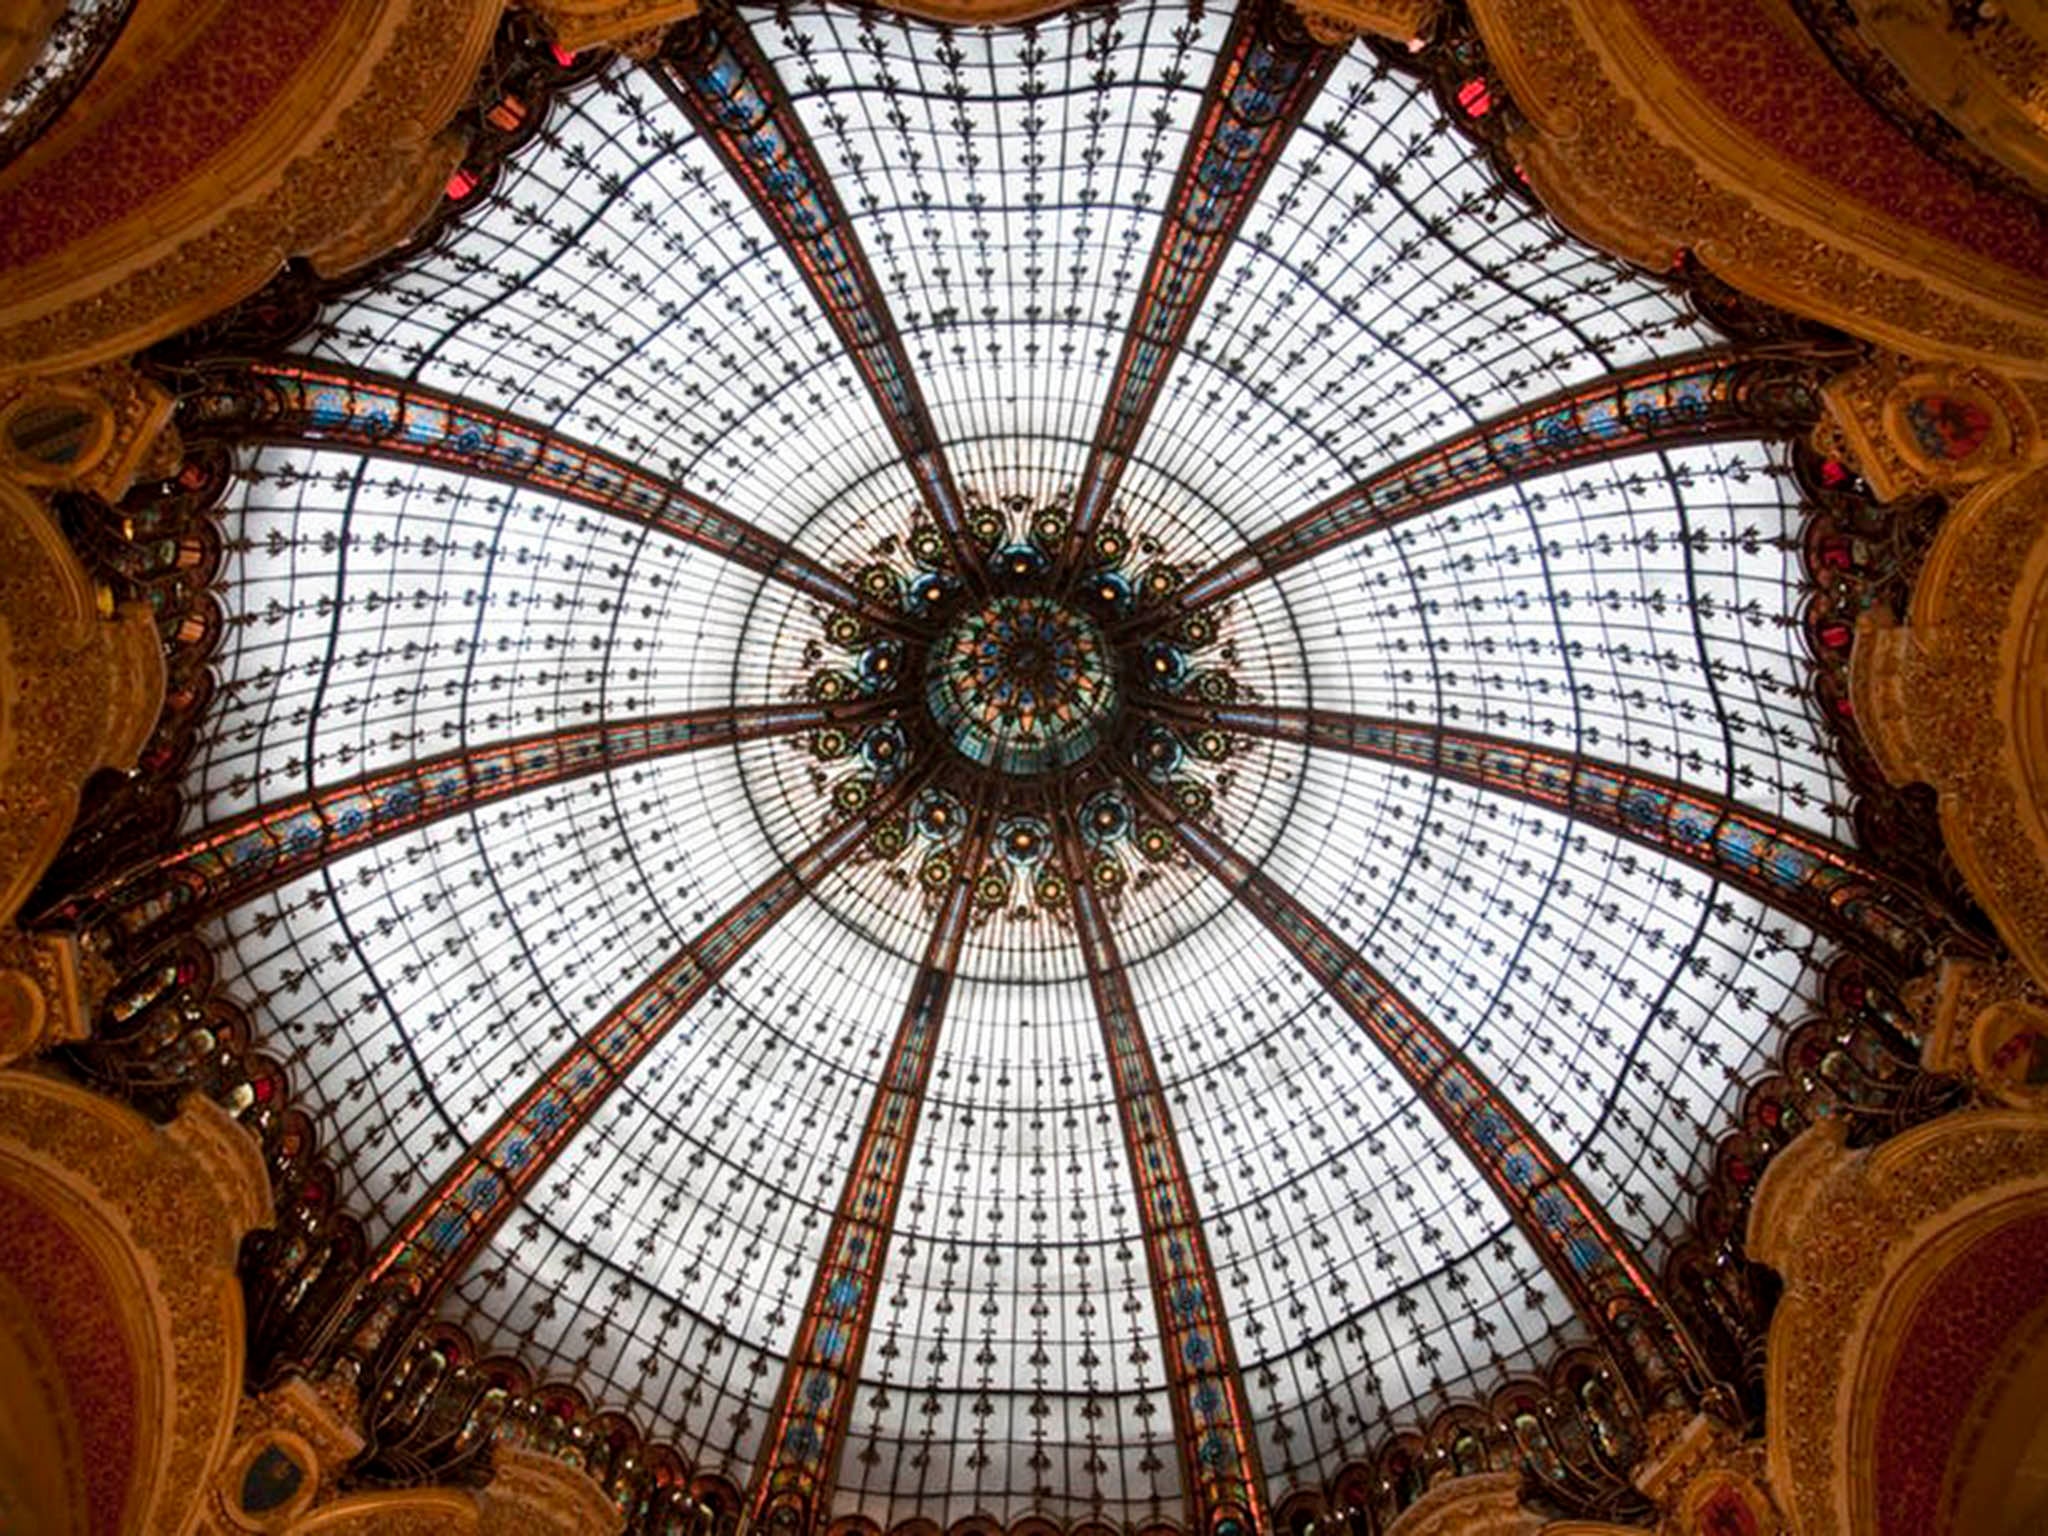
top-left (926, 595), bottom-right (1118, 775)
top-left (798, 494), bottom-right (1248, 922)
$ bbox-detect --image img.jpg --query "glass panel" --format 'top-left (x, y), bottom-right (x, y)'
top-left (166, 0), bottom-right (1852, 1510)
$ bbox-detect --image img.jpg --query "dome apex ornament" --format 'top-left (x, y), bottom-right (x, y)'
top-left (799, 495), bottom-right (1249, 923)
top-left (926, 594), bottom-right (1119, 775)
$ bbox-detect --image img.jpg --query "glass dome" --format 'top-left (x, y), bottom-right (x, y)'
top-left (97, 0), bottom-right (1922, 1528)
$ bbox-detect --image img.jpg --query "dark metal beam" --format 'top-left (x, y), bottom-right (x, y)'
top-left (1056, 802), bottom-right (1271, 1536)
top-left (332, 770), bottom-right (924, 1361)
top-left (1061, 0), bottom-right (1344, 568)
top-left (746, 797), bottom-right (993, 1533)
top-left (181, 360), bottom-right (906, 630)
top-left (657, 9), bottom-right (990, 589)
top-left (1139, 784), bottom-right (1707, 1413)
top-left (1151, 700), bottom-right (1940, 968)
top-left (1156, 351), bottom-right (1817, 620)
top-left (66, 700), bottom-right (876, 952)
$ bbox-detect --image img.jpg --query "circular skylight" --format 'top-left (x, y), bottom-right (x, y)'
top-left (148, 1), bottom-right (1867, 1527)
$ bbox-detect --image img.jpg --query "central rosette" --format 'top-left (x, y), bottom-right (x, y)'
top-left (925, 595), bottom-right (1119, 775)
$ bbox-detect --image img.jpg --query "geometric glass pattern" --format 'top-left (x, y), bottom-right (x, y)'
top-left (125, 1), bottom-right (1936, 1529)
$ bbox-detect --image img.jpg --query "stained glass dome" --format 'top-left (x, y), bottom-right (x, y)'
top-left (82, 0), bottom-right (1942, 1529)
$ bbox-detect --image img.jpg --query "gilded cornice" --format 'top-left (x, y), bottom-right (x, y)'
top-left (1850, 463), bottom-right (2048, 988)
top-left (1748, 1108), bottom-right (2048, 1536)
top-left (0, 0), bottom-right (503, 373)
top-left (0, 1073), bottom-right (268, 1535)
top-left (1466, 0), bottom-right (2048, 376)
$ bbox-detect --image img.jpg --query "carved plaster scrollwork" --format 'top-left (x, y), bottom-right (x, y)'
top-left (0, 361), bottom-right (180, 496)
top-left (1464, 0), bottom-right (2048, 377)
top-left (196, 1375), bottom-right (624, 1535)
top-left (527, 0), bottom-right (702, 51)
top-left (1747, 1108), bottom-right (2048, 1536)
top-left (1628, 1413), bottom-right (1785, 1536)
top-left (478, 1446), bottom-right (627, 1536)
top-left (1283, 0), bottom-right (1440, 44)
top-left (1379, 1473), bottom-right (1542, 1536)
top-left (1909, 955), bottom-right (2048, 1110)
top-left (1818, 352), bottom-right (2046, 503)
top-left (0, 0), bottom-right (504, 375)
top-left (1849, 460), bottom-right (2048, 990)
top-left (0, 475), bottom-right (165, 1063)
top-left (0, 1072), bottom-right (271, 1536)
top-left (1842, 0), bottom-right (2048, 199)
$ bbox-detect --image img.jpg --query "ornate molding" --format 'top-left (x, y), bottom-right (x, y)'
top-left (1818, 352), bottom-right (2046, 503)
top-left (282, 1488), bottom-right (483, 1535)
top-left (1848, 462), bottom-right (2048, 988)
top-left (0, 360), bottom-right (179, 495)
top-left (0, 1072), bottom-right (270, 1535)
top-left (1839, 0), bottom-right (2048, 199)
top-left (1747, 1107), bottom-right (2048, 1536)
top-left (527, 0), bottom-right (699, 50)
top-left (1379, 1474), bottom-right (1539, 1536)
top-left (0, 478), bottom-right (164, 1062)
top-left (1466, 0), bottom-right (2048, 376)
top-left (1628, 1412), bottom-right (1785, 1536)
top-left (1284, 0), bottom-right (1438, 43)
top-left (0, 0), bottom-right (503, 373)
top-left (1909, 955), bottom-right (2048, 1110)
top-left (478, 1446), bottom-right (625, 1536)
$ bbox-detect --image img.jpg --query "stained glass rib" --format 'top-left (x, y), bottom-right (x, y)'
top-left (306, 63), bottom-right (931, 547)
top-left (1235, 441), bottom-right (1851, 839)
top-left (185, 446), bottom-right (814, 827)
top-left (451, 893), bottom-right (932, 1476)
top-left (834, 968), bottom-right (1182, 1529)
top-left (1118, 39), bottom-right (1719, 557)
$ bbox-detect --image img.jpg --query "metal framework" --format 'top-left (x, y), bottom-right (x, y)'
top-left (656, 7), bottom-right (989, 587)
top-left (746, 799), bottom-right (994, 1533)
top-left (53, 6), bottom-right (1963, 1529)
top-left (1161, 351), bottom-right (1810, 618)
top-left (1154, 701), bottom-right (1939, 967)
top-left (1061, 0), bottom-right (1343, 567)
top-left (334, 771), bottom-right (925, 1360)
top-left (1141, 782), bottom-right (1707, 1410)
top-left (1058, 801), bottom-right (1272, 1536)
top-left (64, 701), bottom-right (870, 951)
top-left (181, 360), bottom-right (905, 630)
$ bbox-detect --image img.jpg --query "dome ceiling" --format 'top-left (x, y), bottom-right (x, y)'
top-left (90, 0), bottom-right (1929, 1528)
